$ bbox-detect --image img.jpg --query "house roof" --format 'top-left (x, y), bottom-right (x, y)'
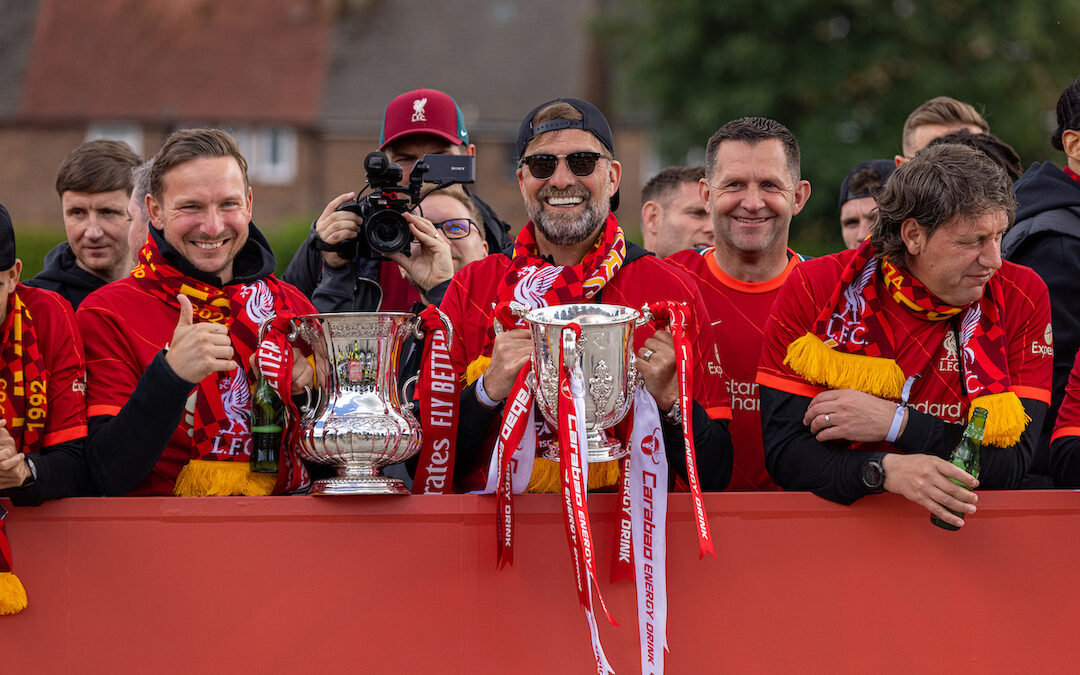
top-left (320, 0), bottom-right (599, 139)
top-left (15, 0), bottom-right (332, 126)
top-left (3, 0), bottom-right (607, 137)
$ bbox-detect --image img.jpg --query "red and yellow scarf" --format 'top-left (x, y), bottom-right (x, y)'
top-left (129, 238), bottom-right (310, 495)
top-left (0, 289), bottom-right (48, 615)
top-left (785, 239), bottom-right (1027, 447)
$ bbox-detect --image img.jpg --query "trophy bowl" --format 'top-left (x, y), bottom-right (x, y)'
top-left (289, 312), bottom-right (422, 495)
top-left (524, 303), bottom-right (640, 463)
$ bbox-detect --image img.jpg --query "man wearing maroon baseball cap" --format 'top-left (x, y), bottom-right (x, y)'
top-left (284, 87), bottom-right (512, 313)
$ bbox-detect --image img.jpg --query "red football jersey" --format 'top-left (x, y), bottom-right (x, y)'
top-left (441, 249), bottom-right (731, 491)
top-left (1, 284), bottom-right (87, 448)
top-left (758, 252), bottom-right (1052, 454)
top-left (666, 248), bottom-right (803, 490)
top-left (1051, 358), bottom-right (1080, 443)
top-left (78, 276), bottom-right (316, 495)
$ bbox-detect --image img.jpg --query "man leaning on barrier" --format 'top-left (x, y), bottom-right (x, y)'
top-left (758, 143), bottom-right (1052, 528)
top-left (77, 129), bottom-right (317, 497)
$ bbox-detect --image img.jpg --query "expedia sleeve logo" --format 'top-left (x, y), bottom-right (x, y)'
top-left (1031, 322), bottom-right (1054, 357)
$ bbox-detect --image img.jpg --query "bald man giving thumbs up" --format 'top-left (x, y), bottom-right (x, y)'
top-left (77, 129), bottom-right (317, 497)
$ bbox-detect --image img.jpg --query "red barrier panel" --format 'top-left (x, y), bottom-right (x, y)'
top-left (4, 491), bottom-right (1080, 674)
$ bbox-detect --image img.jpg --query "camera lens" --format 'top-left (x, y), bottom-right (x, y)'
top-left (366, 210), bottom-right (412, 256)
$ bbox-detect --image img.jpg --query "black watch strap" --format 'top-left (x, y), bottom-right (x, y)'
top-left (861, 458), bottom-right (886, 493)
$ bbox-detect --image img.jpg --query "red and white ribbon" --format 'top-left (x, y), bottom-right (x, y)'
top-left (647, 301), bottom-right (714, 559)
top-left (629, 387), bottom-right (669, 674)
top-left (413, 305), bottom-right (459, 494)
top-left (559, 323), bottom-right (616, 673)
top-left (484, 363), bottom-right (536, 568)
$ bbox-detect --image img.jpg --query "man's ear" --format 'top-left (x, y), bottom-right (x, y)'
top-left (147, 194), bottom-right (162, 226)
top-left (606, 159), bottom-right (622, 197)
top-left (1061, 129), bottom-right (1080, 163)
top-left (641, 201), bottom-right (662, 236)
top-left (791, 180), bottom-right (812, 217)
top-left (900, 217), bottom-right (924, 255)
top-left (699, 178), bottom-right (711, 215)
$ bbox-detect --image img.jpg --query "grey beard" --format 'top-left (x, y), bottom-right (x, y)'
top-left (528, 195), bottom-right (609, 247)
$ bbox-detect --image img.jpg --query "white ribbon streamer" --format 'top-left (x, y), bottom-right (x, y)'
top-left (629, 387), bottom-right (668, 675)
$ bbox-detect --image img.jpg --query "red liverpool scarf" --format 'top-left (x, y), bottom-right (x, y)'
top-left (467, 212), bottom-right (627, 491)
top-left (129, 238), bottom-right (310, 495)
top-left (0, 290), bottom-right (48, 615)
top-left (486, 212), bottom-right (626, 351)
top-left (785, 239), bottom-right (1027, 447)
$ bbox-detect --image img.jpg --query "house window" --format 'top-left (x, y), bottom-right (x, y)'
top-left (234, 127), bottom-right (298, 185)
top-left (86, 123), bottom-right (143, 156)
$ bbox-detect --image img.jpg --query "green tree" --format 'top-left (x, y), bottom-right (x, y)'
top-left (602, 0), bottom-right (1080, 254)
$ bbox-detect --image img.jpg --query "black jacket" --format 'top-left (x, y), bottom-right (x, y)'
top-left (1002, 161), bottom-right (1080, 485)
top-left (25, 241), bottom-right (107, 310)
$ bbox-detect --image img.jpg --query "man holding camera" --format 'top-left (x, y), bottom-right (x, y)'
top-left (284, 88), bottom-right (512, 312)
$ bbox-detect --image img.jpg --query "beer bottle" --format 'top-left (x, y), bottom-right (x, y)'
top-left (930, 406), bottom-right (987, 531)
top-left (250, 374), bottom-right (283, 473)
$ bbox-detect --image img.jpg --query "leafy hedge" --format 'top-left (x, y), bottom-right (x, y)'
top-left (13, 219), bottom-right (313, 281)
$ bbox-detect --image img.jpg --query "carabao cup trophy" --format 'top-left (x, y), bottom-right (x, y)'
top-left (524, 303), bottom-right (643, 463)
top-left (288, 311), bottom-right (443, 495)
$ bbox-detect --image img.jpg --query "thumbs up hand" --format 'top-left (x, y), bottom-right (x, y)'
top-left (165, 294), bottom-right (237, 384)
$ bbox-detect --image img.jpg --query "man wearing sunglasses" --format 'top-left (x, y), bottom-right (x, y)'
top-left (284, 88), bottom-right (512, 313)
top-left (666, 117), bottom-right (811, 491)
top-left (433, 97), bottom-right (734, 493)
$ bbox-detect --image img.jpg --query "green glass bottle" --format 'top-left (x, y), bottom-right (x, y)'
top-left (931, 406), bottom-right (987, 531)
top-left (250, 375), bottom-right (283, 473)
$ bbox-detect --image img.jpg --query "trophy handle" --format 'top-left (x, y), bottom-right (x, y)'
top-left (412, 308), bottom-right (454, 351)
top-left (493, 300), bottom-right (529, 336)
top-left (561, 324), bottom-right (582, 376)
top-left (637, 304), bottom-right (654, 326)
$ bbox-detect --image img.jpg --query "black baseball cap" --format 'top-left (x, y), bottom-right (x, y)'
top-left (516, 98), bottom-right (619, 211)
top-left (0, 203), bottom-right (14, 270)
top-left (838, 159), bottom-right (896, 210)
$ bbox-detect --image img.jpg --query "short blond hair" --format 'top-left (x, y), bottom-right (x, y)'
top-left (901, 96), bottom-right (989, 156)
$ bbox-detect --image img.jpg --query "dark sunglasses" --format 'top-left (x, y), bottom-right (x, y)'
top-left (433, 218), bottom-right (475, 240)
top-left (521, 152), bottom-right (605, 179)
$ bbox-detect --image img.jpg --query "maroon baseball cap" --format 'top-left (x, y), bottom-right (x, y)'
top-left (379, 88), bottom-right (470, 150)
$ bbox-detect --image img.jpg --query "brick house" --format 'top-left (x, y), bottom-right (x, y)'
top-left (0, 0), bottom-right (649, 243)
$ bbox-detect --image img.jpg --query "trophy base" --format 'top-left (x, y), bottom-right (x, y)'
top-left (310, 474), bottom-right (409, 496)
top-left (543, 432), bottom-right (629, 464)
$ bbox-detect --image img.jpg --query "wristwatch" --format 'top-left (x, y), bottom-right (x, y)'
top-left (860, 458), bottom-right (886, 493)
top-left (21, 455), bottom-right (37, 487)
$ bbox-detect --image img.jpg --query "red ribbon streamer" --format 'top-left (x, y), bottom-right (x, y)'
top-left (413, 305), bottom-right (459, 494)
top-left (648, 301), bottom-right (715, 559)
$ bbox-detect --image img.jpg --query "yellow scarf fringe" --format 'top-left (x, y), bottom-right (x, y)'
top-left (173, 460), bottom-right (276, 497)
top-left (526, 457), bottom-right (621, 492)
top-left (465, 355), bottom-right (491, 386)
top-left (785, 333), bottom-right (905, 400)
top-left (971, 392), bottom-right (1029, 448)
top-left (0, 571), bottom-right (28, 615)
top-left (466, 355), bottom-right (621, 491)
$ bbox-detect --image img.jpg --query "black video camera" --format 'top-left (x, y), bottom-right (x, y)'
top-left (331, 152), bottom-right (476, 259)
